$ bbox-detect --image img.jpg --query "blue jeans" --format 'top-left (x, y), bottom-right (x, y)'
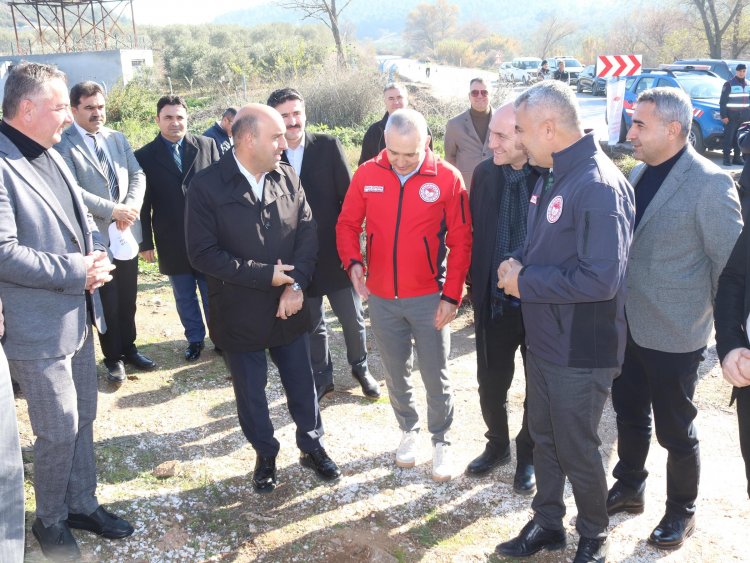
top-left (168, 272), bottom-right (209, 343)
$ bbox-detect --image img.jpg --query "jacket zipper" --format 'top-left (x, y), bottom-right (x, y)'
top-left (423, 236), bottom-right (435, 275)
top-left (392, 179), bottom-right (407, 298)
top-left (583, 211), bottom-right (590, 256)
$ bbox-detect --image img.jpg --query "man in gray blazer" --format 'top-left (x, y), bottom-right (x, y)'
top-left (607, 87), bottom-right (743, 550)
top-left (56, 81), bottom-right (155, 383)
top-left (0, 62), bottom-right (132, 560)
top-left (444, 77), bottom-right (493, 189)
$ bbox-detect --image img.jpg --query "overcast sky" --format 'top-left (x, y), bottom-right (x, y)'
top-left (132, 0), bottom-right (266, 25)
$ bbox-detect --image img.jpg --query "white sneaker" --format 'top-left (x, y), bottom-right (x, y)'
top-left (432, 442), bottom-right (453, 482)
top-left (396, 430), bottom-right (418, 468)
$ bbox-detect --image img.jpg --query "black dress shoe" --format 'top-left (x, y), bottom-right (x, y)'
top-left (185, 341), bottom-right (204, 361)
top-left (574, 536), bottom-right (607, 563)
top-left (252, 455), bottom-right (277, 492)
top-left (104, 359), bottom-right (126, 383)
top-left (67, 505), bottom-right (134, 539)
top-left (606, 481), bottom-right (645, 515)
top-left (124, 351), bottom-right (156, 371)
top-left (317, 383), bottom-right (335, 402)
top-left (351, 368), bottom-right (380, 399)
top-left (300, 447), bottom-right (341, 481)
top-left (513, 463), bottom-right (537, 495)
top-left (465, 444), bottom-right (511, 476)
top-left (32, 518), bottom-right (81, 561)
top-left (496, 520), bottom-right (566, 557)
top-left (647, 513), bottom-right (695, 550)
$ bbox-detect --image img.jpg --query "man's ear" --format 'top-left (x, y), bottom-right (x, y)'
top-left (424, 135), bottom-right (432, 150)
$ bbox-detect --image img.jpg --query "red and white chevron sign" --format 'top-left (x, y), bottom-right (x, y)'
top-left (597, 55), bottom-right (642, 78)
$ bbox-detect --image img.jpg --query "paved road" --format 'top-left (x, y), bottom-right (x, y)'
top-left (378, 55), bottom-right (738, 172)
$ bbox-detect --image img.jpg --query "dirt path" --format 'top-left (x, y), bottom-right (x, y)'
top-left (14, 271), bottom-right (748, 562)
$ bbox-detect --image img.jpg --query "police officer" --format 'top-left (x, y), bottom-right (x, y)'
top-left (720, 63), bottom-right (750, 166)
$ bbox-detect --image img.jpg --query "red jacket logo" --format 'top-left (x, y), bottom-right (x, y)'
top-left (419, 183), bottom-right (440, 202)
top-left (547, 195), bottom-right (563, 223)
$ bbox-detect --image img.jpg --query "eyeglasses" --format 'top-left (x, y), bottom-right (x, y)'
top-left (471, 89), bottom-right (489, 97)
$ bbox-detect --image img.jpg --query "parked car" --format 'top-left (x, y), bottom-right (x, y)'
top-left (577, 64), bottom-right (606, 96)
top-left (551, 56), bottom-right (585, 84)
top-left (674, 58), bottom-right (749, 81)
top-left (498, 61), bottom-right (515, 82)
top-left (610, 67), bottom-right (724, 153)
top-left (501, 57), bottom-right (543, 84)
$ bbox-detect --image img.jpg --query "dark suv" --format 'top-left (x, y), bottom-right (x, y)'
top-left (674, 59), bottom-right (748, 81)
top-left (577, 64), bottom-right (606, 96)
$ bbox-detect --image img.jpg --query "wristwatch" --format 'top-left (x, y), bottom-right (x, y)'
top-left (291, 282), bottom-right (302, 292)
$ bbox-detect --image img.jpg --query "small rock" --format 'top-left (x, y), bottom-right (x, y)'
top-left (153, 460), bottom-right (179, 478)
top-left (247, 523), bottom-right (257, 533)
top-left (152, 297), bottom-right (163, 307)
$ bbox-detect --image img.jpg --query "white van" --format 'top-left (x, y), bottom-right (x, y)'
top-left (503, 57), bottom-right (543, 84)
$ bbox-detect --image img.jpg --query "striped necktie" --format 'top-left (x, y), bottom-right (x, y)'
top-left (87, 133), bottom-right (119, 202)
top-left (172, 142), bottom-right (182, 173)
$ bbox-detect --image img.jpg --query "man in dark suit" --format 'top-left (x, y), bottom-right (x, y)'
top-left (56, 81), bottom-right (155, 382)
top-left (203, 107), bottom-right (236, 157)
top-left (466, 103), bottom-right (535, 493)
top-left (608, 87), bottom-right (742, 550)
top-left (185, 103), bottom-right (341, 492)
top-left (267, 87), bottom-right (379, 401)
top-left (0, 62), bottom-right (132, 560)
top-left (136, 95), bottom-right (220, 361)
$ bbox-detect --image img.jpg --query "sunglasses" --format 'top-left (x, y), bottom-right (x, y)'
top-left (471, 89), bottom-right (489, 97)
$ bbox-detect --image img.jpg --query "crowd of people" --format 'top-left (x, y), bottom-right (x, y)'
top-left (0, 60), bottom-right (749, 563)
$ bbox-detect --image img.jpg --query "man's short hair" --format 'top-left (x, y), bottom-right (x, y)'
top-left (156, 95), bottom-right (187, 116)
top-left (266, 88), bottom-right (304, 108)
top-left (383, 82), bottom-right (406, 94)
top-left (514, 80), bottom-right (581, 131)
top-left (222, 107), bottom-right (237, 119)
top-left (69, 81), bottom-right (105, 107)
top-left (385, 108), bottom-right (428, 142)
top-left (469, 77), bottom-right (486, 87)
top-left (637, 87), bottom-right (692, 139)
top-left (2, 61), bottom-right (67, 119)
top-left (232, 112), bottom-right (259, 139)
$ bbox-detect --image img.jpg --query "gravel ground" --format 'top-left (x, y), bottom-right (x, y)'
top-left (14, 272), bottom-right (749, 562)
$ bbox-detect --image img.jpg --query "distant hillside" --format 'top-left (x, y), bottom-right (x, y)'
top-left (215, 0), bottom-right (639, 41)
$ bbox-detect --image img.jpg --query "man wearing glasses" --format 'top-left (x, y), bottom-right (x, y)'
top-left (444, 77), bottom-right (494, 190)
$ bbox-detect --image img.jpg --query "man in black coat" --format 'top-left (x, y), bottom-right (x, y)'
top-left (136, 95), bottom-right (220, 361)
top-left (202, 107), bottom-right (236, 157)
top-left (268, 87), bottom-right (379, 401)
top-left (185, 103), bottom-right (341, 491)
top-left (359, 82), bottom-right (433, 165)
top-left (467, 103), bottom-right (535, 493)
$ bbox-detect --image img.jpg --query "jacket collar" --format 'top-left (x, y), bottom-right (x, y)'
top-left (550, 132), bottom-right (598, 180)
top-left (220, 151), bottom-right (289, 207)
top-left (374, 146), bottom-right (439, 177)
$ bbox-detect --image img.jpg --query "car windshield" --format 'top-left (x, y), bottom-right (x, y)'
top-left (674, 74), bottom-right (724, 99)
top-left (521, 60), bottom-right (541, 70)
top-left (561, 58), bottom-right (582, 67)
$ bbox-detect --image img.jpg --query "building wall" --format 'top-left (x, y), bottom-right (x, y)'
top-left (0, 49), bottom-right (153, 102)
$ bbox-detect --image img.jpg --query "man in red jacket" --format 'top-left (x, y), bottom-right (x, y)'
top-left (337, 108), bottom-right (472, 481)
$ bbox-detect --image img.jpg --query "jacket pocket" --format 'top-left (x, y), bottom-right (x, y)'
top-left (423, 237), bottom-right (435, 275)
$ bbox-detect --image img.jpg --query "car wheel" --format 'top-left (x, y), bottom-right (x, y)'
top-left (522, 74), bottom-right (528, 85)
top-left (689, 122), bottom-right (705, 154)
top-left (593, 82), bottom-right (601, 96)
top-left (577, 81), bottom-right (583, 93)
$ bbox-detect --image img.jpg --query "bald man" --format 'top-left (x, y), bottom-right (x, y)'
top-left (466, 104), bottom-right (535, 492)
top-left (186, 104), bottom-right (340, 493)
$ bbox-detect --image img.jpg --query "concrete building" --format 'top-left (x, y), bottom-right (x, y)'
top-left (0, 48), bottom-right (153, 101)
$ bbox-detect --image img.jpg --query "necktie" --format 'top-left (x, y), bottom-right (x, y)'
top-left (87, 134), bottom-right (119, 202)
top-left (172, 142), bottom-right (182, 173)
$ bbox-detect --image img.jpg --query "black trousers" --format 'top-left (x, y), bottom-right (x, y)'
top-left (734, 385), bottom-right (750, 498)
top-left (723, 111), bottom-right (750, 157)
top-left (97, 255), bottom-right (138, 361)
top-left (612, 330), bottom-right (704, 516)
top-left (475, 308), bottom-right (533, 464)
top-left (224, 333), bottom-right (323, 457)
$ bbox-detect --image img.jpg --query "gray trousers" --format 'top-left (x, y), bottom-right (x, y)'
top-left (308, 285), bottom-right (368, 389)
top-left (0, 344), bottom-right (24, 562)
top-left (9, 329), bottom-right (99, 526)
top-left (527, 350), bottom-right (617, 539)
top-left (368, 293), bottom-right (453, 444)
